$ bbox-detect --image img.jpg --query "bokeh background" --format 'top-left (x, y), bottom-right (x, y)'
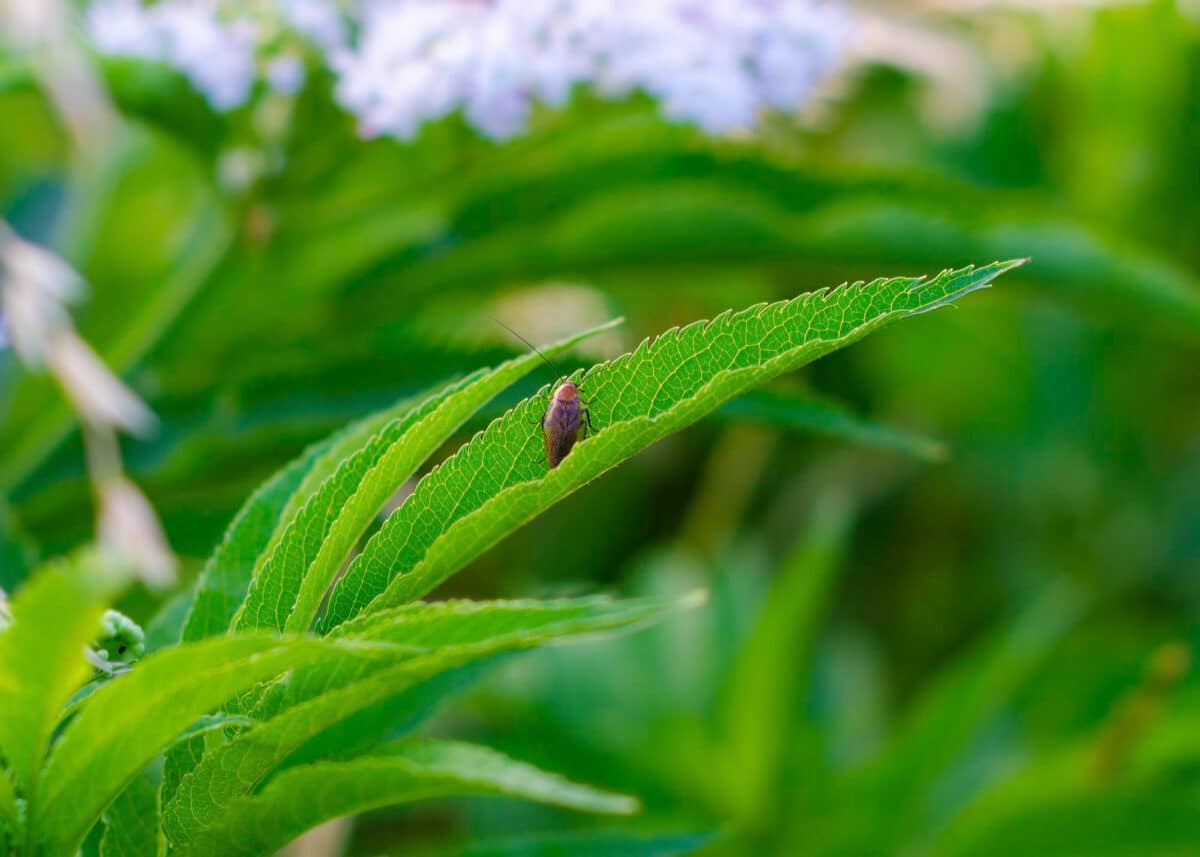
top-left (2, 1), bottom-right (1200, 855)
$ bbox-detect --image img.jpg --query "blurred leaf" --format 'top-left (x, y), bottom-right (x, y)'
top-left (0, 552), bottom-right (125, 797)
top-left (406, 830), bottom-right (712, 857)
top-left (847, 582), bottom-right (1086, 850)
top-left (0, 767), bottom-right (18, 847)
top-left (936, 788), bottom-right (1200, 857)
top-left (719, 389), bottom-right (945, 461)
top-left (717, 494), bottom-right (855, 827)
top-left (323, 261), bottom-right (1024, 627)
top-left (345, 147), bottom-right (1200, 333)
top-left (172, 739), bottom-right (637, 857)
top-left (0, 499), bottom-right (36, 590)
top-left (141, 586), bottom-right (194, 653)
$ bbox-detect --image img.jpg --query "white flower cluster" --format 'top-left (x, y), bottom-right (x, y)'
top-left (84, 0), bottom-right (851, 140)
top-left (86, 0), bottom-right (259, 110)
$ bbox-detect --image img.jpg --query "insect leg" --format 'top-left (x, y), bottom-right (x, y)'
top-left (581, 407), bottom-right (593, 437)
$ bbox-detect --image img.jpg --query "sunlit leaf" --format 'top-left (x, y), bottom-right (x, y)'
top-left (323, 261), bottom-right (1024, 628)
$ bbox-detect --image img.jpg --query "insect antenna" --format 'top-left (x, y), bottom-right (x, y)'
top-left (490, 317), bottom-right (567, 386)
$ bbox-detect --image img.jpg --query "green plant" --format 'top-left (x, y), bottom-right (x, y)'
top-left (0, 261), bottom-right (1021, 856)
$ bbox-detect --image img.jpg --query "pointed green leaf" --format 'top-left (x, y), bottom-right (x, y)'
top-left (33, 634), bottom-right (401, 857)
top-left (323, 261), bottom-right (1024, 629)
top-left (171, 740), bottom-right (636, 857)
top-left (0, 553), bottom-right (125, 799)
top-left (234, 319), bottom-right (622, 636)
top-left (160, 396), bottom-right (429, 818)
top-left (181, 391), bottom-right (419, 643)
top-left (163, 595), bottom-right (689, 850)
top-left (281, 595), bottom-right (662, 772)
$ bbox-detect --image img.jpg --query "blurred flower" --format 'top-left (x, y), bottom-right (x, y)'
top-left (98, 476), bottom-right (177, 590)
top-left (87, 0), bottom-right (258, 110)
top-left (846, 9), bottom-right (991, 132)
top-left (85, 0), bottom-right (161, 58)
top-left (2, 0), bottom-right (117, 144)
top-left (0, 587), bottom-right (10, 631)
top-left (157, 2), bottom-right (258, 110)
top-left (0, 224), bottom-right (155, 435)
top-left (0, 222), bottom-right (175, 589)
top-left (83, 0), bottom-right (853, 139)
top-left (279, 0), bottom-right (348, 53)
top-left (335, 0), bottom-right (853, 140)
top-left (266, 53), bottom-right (306, 95)
top-left (0, 222), bottom-right (85, 368)
top-left (46, 330), bottom-right (157, 436)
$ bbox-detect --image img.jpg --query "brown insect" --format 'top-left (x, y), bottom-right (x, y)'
top-left (542, 379), bottom-right (593, 468)
top-left (494, 320), bottom-right (594, 469)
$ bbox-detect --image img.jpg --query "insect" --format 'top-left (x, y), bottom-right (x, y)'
top-left (493, 319), bottom-right (594, 469)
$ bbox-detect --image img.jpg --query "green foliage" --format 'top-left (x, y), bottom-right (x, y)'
top-left (0, 552), bottom-right (124, 797)
top-left (233, 321), bottom-right (620, 635)
top-left (716, 389), bottom-right (945, 461)
top-left (322, 262), bottom-right (1021, 628)
top-left (0, 262), bottom-right (1020, 856)
top-left (172, 740), bottom-right (637, 857)
top-left (98, 769), bottom-right (161, 857)
top-left (0, 768), bottom-right (18, 853)
top-left (460, 505), bottom-right (1102, 856)
top-left (162, 596), bottom-right (687, 851)
top-left (5, 9), bottom-right (1198, 854)
top-left (406, 832), bottom-right (711, 857)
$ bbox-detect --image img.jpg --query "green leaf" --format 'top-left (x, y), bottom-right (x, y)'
top-left (718, 389), bottom-right (946, 461)
top-left (0, 552), bottom-right (125, 799)
top-left (0, 767), bottom-right (19, 844)
top-left (718, 494), bottom-right (854, 826)
top-left (933, 788), bottom-right (1200, 857)
top-left (180, 392), bottom-right (416, 643)
top-left (99, 768), bottom-right (161, 857)
top-left (141, 586), bottom-right (196, 654)
top-left (163, 595), bottom-right (688, 851)
top-left (405, 831), bottom-right (712, 857)
top-left (850, 582), bottom-right (1086, 849)
top-left (160, 399), bottom-right (424, 814)
top-left (173, 739), bottom-right (637, 857)
top-left (33, 634), bottom-right (400, 857)
top-left (0, 499), bottom-right (36, 591)
top-left (282, 663), bottom-right (485, 770)
top-left (234, 319), bottom-right (621, 635)
top-left (322, 261), bottom-right (1024, 629)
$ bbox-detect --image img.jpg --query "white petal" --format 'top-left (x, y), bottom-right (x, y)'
top-left (99, 477), bottom-right (176, 589)
top-left (45, 330), bottom-right (158, 436)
